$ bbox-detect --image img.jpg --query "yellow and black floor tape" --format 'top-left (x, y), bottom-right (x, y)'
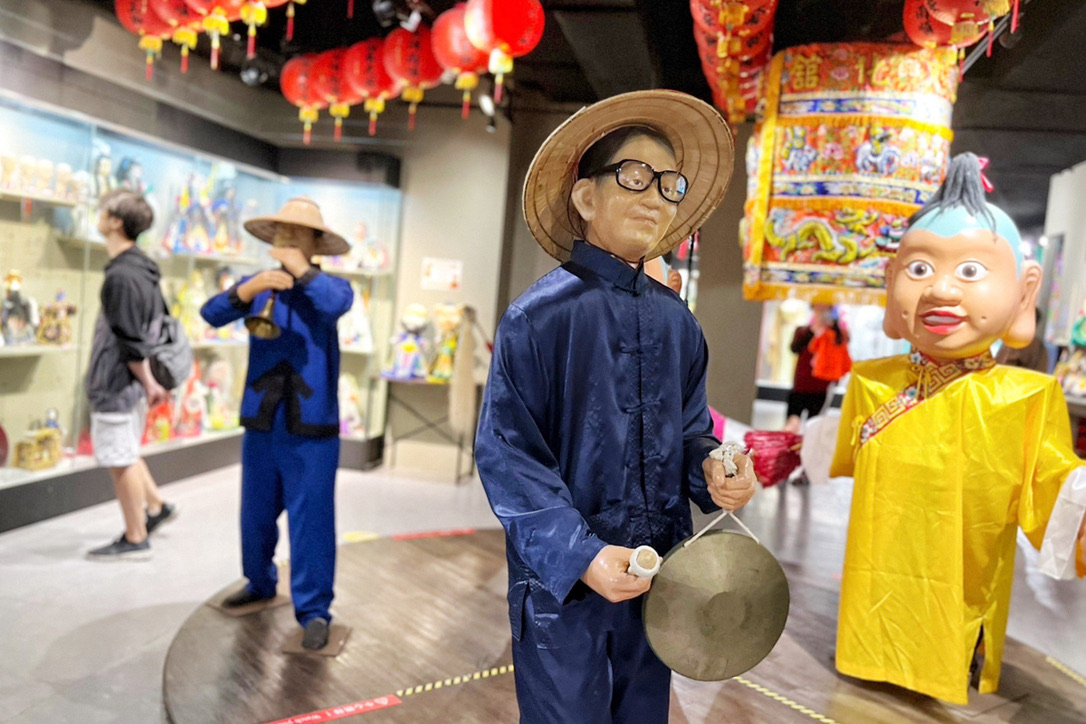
top-left (733, 676), bottom-right (841, 724)
top-left (396, 664), bottom-right (515, 698)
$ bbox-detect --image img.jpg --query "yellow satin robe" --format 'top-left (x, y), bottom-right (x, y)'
top-left (829, 356), bottom-right (1083, 704)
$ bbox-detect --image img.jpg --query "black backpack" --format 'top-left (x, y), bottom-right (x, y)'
top-left (148, 288), bottom-right (194, 390)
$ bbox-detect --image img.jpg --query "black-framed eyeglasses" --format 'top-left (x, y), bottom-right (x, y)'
top-left (587, 159), bottom-right (689, 204)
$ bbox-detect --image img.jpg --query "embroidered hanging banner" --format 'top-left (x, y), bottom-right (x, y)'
top-left (741, 42), bottom-right (960, 305)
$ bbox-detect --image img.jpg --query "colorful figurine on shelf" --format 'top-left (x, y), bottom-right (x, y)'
top-left (44, 407), bottom-right (62, 430)
top-left (176, 270), bottom-right (211, 341)
top-left (35, 158), bottom-right (54, 196)
top-left (1, 153), bottom-right (16, 190)
top-left (338, 282), bottom-right (374, 353)
top-left (210, 184), bottom-right (241, 255)
top-left (115, 157), bottom-right (147, 194)
top-left (142, 397), bottom-right (176, 445)
top-left (13, 422), bottom-right (62, 471)
top-left (2, 270), bottom-right (40, 346)
top-left (214, 268), bottom-right (246, 340)
top-left (36, 291), bottom-right (77, 346)
top-left (205, 357), bottom-right (239, 430)
top-left (175, 361), bottom-right (207, 438)
top-left (427, 302), bottom-right (462, 383)
top-left (91, 151), bottom-right (115, 201)
top-left (338, 372), bottom-right (365, 437)
top-left (55, 163), bottom-right (73, 201)
top-left (1071, 296), bottom-right (1086, 349)
top-left (385, 303), bottom-right (430, 380)
top-left (830, 153), bottom-right (1086, 705)
top-left (354, 221), bottom-right (391, 272)
top-left (18, 155), bottom-right (36, 194)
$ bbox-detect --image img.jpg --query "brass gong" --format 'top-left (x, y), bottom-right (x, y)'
top-left (642, 530), bottom-right (789, 681)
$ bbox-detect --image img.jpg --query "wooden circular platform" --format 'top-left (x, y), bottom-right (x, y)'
top-left (164, 530), bottom-right (1086, 724)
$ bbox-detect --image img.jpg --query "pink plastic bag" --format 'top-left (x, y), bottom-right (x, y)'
top-left (709, 406), bottom-right (726, 441)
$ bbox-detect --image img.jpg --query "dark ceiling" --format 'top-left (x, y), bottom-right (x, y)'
top-left (99, 0), bottom-right (1086, 232)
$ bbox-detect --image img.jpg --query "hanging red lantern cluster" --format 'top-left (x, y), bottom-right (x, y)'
top-left (311, 48), bottom-right (364, 142)
top-left (463, 0), bottom-right (545, 105)
top-left (148, 0), bottom-right (206, 74)
top-left (281, 54), bottom-right (328, 146)
top-left (904, 0), bottom-right (1018, 59)
top-left (384, 25), bottom-right (444, 131)
top-left (346, 38), bottom-right (403, 137)
top-left (691, 0), bottom-right (777, 124)
top-left (116, 0), bottom-right (173, 80)
top-left (432, 3), bottom-right (490, 119)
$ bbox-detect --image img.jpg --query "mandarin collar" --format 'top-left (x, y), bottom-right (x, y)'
top-left (568, 240), bottom-right (647, 294)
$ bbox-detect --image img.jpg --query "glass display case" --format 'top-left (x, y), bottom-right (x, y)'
top-left (0, 94), bottom-right (401, 491)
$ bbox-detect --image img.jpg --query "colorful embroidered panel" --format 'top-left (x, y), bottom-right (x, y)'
top-left (741, 43), bottom-right (960, 305)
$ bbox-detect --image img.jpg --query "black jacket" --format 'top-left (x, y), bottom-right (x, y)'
top-left (85, 246), bottom-right (163, 413)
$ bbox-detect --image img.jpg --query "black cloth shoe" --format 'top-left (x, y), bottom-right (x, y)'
top-left (146, 502), bottom-right (178, 535)
top-left (222, 587), bottom-right (275, 608)
top-left (302, 617), bottom-right (330, 650)
top-left (87, 534), bottom-right (152, 561)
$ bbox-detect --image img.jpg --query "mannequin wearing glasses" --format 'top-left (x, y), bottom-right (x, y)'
top-left (476, 103), bottom-right (753, 724)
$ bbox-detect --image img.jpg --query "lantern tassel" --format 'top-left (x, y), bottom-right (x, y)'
top-left (334, 118), bottom-right (342, 142)
top-left (304, 121), bottom-right (312, 146)
top-left (247, 25), bottom-right (257, 59)
top-left (494, 75), bottom-right (504, 105)
top-left (462, 90), bottom-right (471, 120)
top-left (287, 3), bottom-right (295, 40)
top-left (987, 20), bottom-right (994, 56)
top-left (1012, 0), bottom-right (1019, 32)
top-left (211, 38), bottom-right (221, 71)
top-left (408, 103), bottom-right (417, 132)
top-left (146, 52), bottom-right (154, 81)
top-left (181, 46), bottom-right (189, 74)
top-left (369, 111), bottom-right (378, 136)
top-left (347, 0), bottom-right (354, 19)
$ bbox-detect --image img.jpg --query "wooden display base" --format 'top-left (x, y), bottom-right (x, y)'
top-left (281, 624), bottom-right (351, 657)
top-left (205, 585), bottom-right (292, 618)
top-left (164, 530), bottom-right (1086, 724)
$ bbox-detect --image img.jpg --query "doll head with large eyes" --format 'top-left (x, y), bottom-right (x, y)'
top-left (884, 154), bottom-right (1043, 362)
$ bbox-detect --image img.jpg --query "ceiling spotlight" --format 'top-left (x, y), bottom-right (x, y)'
top-left (240, 61), bottom-right (269, 86)
top-left (479, 93), bottom-right (495, 118)
top-left (372, 0), bottom-right (398, 27)
top-left (486, 117), bottom-right (496, 134)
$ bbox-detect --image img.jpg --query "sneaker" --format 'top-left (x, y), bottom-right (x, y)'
top-left (146, 502), bottom-right (178, 535)
top-left (87, 535), bottom-right (152, 561)
top-left (222, 587), bottom-right (275, 608)
top-left (302, 617), bottom-right (330, 650)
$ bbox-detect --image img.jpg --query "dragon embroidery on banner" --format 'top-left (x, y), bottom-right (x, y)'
top-left (766, 210), bottom-right (880, 265)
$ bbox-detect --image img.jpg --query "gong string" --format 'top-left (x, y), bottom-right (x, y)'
top-left (684, 508), bottom-right (760, 549)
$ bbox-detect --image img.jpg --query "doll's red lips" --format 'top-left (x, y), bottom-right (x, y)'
top-left (921, 310), bottom-right (965, 333)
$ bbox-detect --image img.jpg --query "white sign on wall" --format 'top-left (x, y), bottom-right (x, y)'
top-left (421, 257), bottom-right (463, 292)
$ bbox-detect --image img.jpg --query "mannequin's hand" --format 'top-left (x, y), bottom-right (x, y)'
top-left (703, 453), bottom-right (757, 510)
top-left (270, 246), bottom-right (312, 278)
top-left (237, 270), bottom-right (294, 302)
top-left (581, 545), bottom-right (651, 603)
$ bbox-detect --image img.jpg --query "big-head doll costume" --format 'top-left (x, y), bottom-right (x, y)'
top-left (201, 198), bottom-right (353, 644)
top-left (829, 154), bottom-right (1086, 704)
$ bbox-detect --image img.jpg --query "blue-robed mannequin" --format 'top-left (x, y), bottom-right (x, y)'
top-left (474, 97), bottom-right (756, 723)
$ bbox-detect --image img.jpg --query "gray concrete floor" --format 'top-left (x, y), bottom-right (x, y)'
top-left (1, 458), bottom-right (1084, 723)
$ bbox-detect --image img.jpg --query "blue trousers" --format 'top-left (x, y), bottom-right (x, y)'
top-left (239, 407), bottom-right (339, 625)
top-left (512, 596), bottom-right (671, 723)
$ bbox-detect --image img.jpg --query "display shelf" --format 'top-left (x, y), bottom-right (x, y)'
top-left (0, 189), bottom-right (78, 208)
top-left (173, 251), bottom-right (260, 266)
top-left (323, 267), bottom-right (393, 280)
top-left (55, 235), bottom-right (107, 251)
top-left (1067, 394), bottom-right (1086, 419)
top-left (341, 346), bottom-right (373, 356)
top-left (191, 339), bottom-right (248, 350)
top-left (0, 344), bottom-right (75, 358)
top-left (340, 431), bottom-right (372, 442)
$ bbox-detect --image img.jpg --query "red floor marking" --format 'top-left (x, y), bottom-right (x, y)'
top-left (392, 528), bottom-right (476, 540)
top-left (262, 695), bottom-right (402, 724)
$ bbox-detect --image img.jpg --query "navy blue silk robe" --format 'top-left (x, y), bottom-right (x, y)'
top-left (475, 240), bottom-right (720, 645)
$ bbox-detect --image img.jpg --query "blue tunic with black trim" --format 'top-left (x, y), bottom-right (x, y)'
top-left (475, 240), bottom-right (720, 642)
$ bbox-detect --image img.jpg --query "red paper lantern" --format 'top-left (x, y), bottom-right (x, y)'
top-left (922, 0), bottom-right (989, 46)
top-left (345, 38), bottom-right (403, 136)
top-left (311, 49), bottom-right (363, 142)
top-left (148, 0), bottom-right (204, 73)
top-left (905, 0), bottom-right (985, 50)
top-left (183, 0), bottom-right (245, 69)
top-left (433, 3), bottom-right (490, 119)
top-left (281, 55), bottom-right (325, 145)
top-left (463, 0), bottom-right (545, 104)
top-left (116, 0), bottom-right (174, 81)
top-left (384, 26), bottom-right (444, 132)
